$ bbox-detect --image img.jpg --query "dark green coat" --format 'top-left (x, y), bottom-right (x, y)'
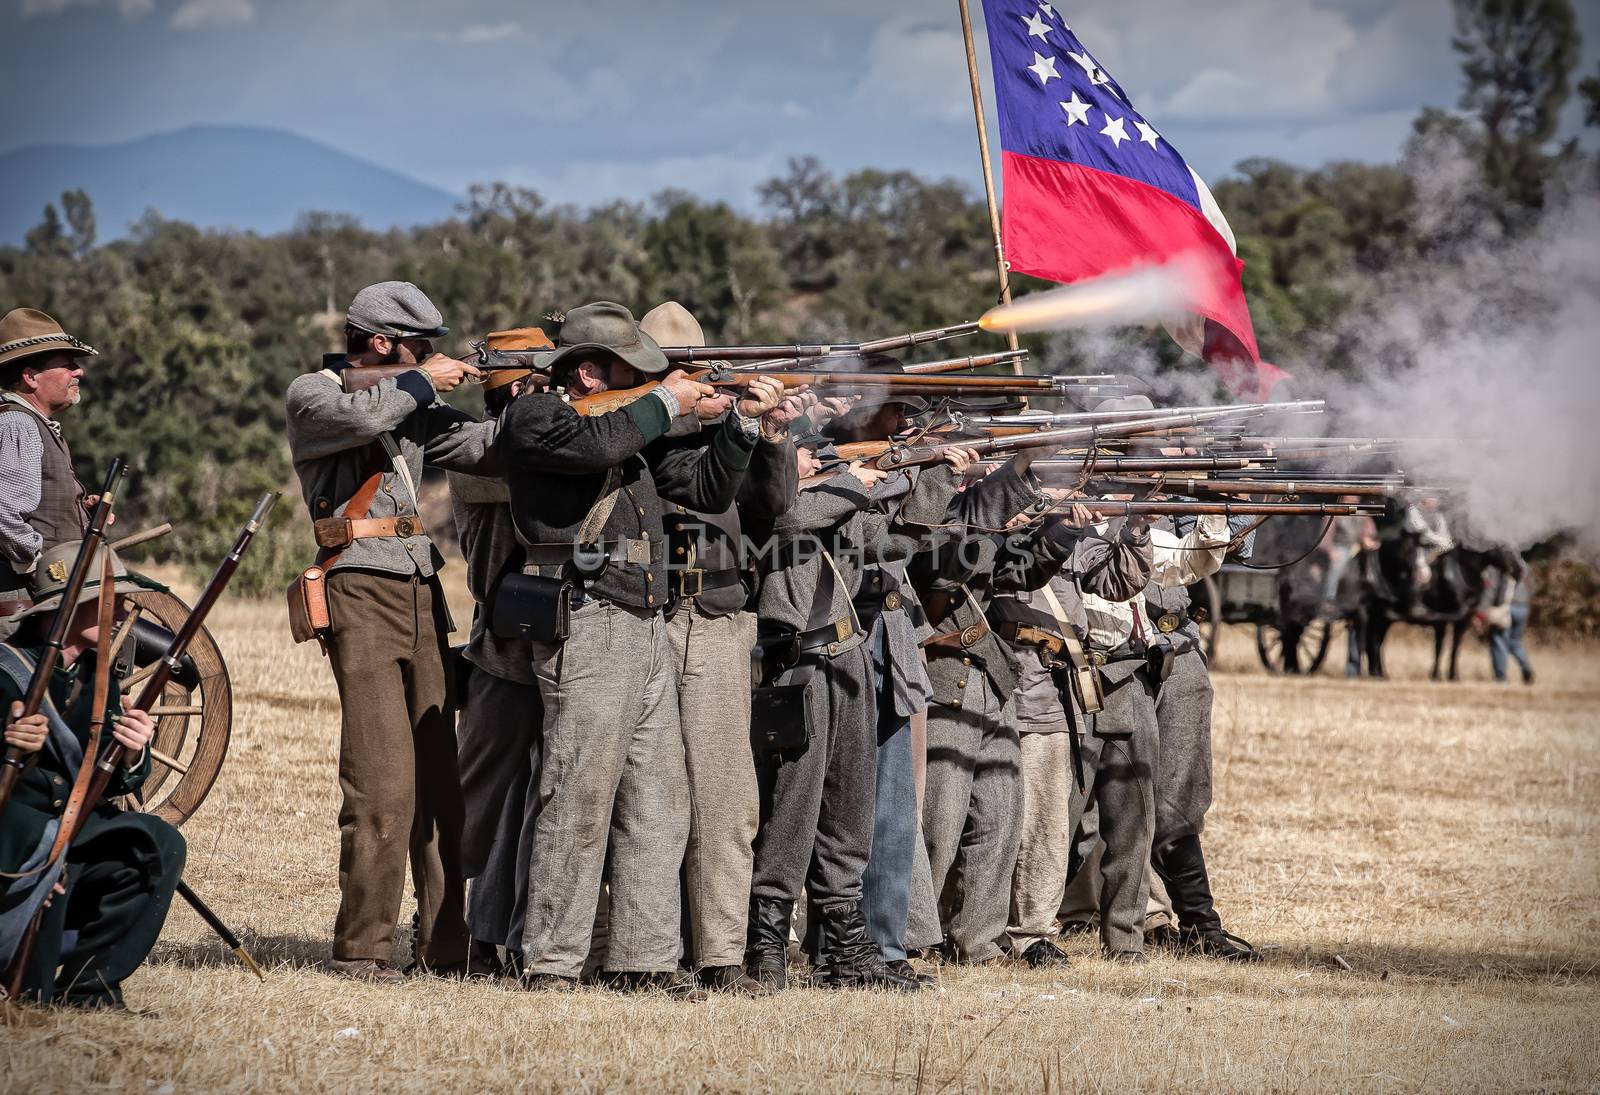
top-left (0, 642), bottom-right (150, 966)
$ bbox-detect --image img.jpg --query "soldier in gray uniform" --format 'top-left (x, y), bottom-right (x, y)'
top-left (743, 431), bottom-right (968, 992)
top-left (639, 302), bottom-right (798, 996)
top-left (1143, 514), bottom-right (1261, 960)
top-left (496, 302), bottom-right (779, 993)
top-left (0, 308), bottom-right (98, 627)
top-left (903, 461), bottom-right (1089, 965)
top-left (448, 366), bottom-right (542, 978)
top-left (1056, 511), bottom-right (1231, 960)
top-left (993, 508), bottom-right (1153, 966)
top-left (285, 281), bottom-right (494, 982)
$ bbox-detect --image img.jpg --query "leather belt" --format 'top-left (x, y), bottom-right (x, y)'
top-left (920, 615), bottom-right (991, 652)
top-left (314, 513), bottom-right (426, 548)
top-left (523, 538), bottom-right (664, 567)
top-left (796, 615), bottom-right (858, 653)
top-left (996, 620), bottom-right (1064, 656)
top-left (1087, 640), bottom-right (1146, 667)
top-left (760, 615), bottom-right (859, 665)
top-left (672, 566), bottom-right (743, 599)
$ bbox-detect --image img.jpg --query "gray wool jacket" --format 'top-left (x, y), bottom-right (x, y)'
top-left (751, 464), bottom-right (960, 658)
top-left (285, 357), bottom-right (499, 579)
top-left (905, 462), bottom-right (1059, 710)
top-left (447, 472), bottom-right (534, 685)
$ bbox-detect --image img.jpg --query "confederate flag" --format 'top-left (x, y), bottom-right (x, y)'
top-left (981, 0), bottom-right (1288, 400)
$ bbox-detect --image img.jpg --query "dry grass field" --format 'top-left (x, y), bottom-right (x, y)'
top-left (4, 571), bottom-right (1598, 1093)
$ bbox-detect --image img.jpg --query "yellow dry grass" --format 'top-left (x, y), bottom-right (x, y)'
top-left (4, 572), bottom-right (1598, 1093)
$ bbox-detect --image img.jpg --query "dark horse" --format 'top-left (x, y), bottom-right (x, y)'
top-left (1361, 533), bottom-right (1494, 680)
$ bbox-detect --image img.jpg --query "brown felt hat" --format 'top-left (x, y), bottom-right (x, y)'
top-left (0, 308), bottom-right (98, 370)
top-left (543, 301), bottom-right (669, 377)
top-left (14, 540), bottom-right (155, 621)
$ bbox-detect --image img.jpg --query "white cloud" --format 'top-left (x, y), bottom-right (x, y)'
top-left (170, 0), bottom-right (254, 31)
top-left (854, 14), bottom-right (972, 123)
top-left (22, 0), bottom-right (152, 18)
top-left (437, 22), bottom-right (527, 46)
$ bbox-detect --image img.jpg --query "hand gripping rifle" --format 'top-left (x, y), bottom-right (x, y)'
top-left (0, 457), bottom-right (125, 823)
top-left (1, 494), bottom-right (277, 1002)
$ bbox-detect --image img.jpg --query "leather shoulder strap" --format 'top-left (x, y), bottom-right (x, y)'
top-left (318, 446), bottom-right (388, 570)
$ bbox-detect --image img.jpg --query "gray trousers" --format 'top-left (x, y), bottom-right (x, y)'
top-left (521, 600), bottom-right (689, 978)
top-left (907, 671), bottom-right (1022, 963)
top-left (1066, 668), bottom-right (1158, 954)
top-left (1153, 648), bottom-right (1213, 849)
top-left (751, 642), bottom-right (876, 910)
top-left (667, 606), bottom-right (760, 968)
top-left (1060, 807), bottom-right (1174, 930)
top-left (1007, 731), bottom-right (1073, 955)
top-left (456, 669), bottom-right (542, 951)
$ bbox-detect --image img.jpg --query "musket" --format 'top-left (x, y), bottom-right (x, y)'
top-left (1046, 500), bottom-right (1386, 517)
top-left (1, 494), bottom-right (277, 1002)
top-left (569, 368), bottom-right (1101, 417)
top-left (904, 350), bottom-right (1030, 375)
top-left (849, 406), bottom-right (1276, 471)
top-left (0, 457), bottom-right (124, 822)
top-left (1083, 476), bottom-right (1415, 498)
top-left (953, 400), bottom-right (1325, 429)
top-left (968, 455), bottom-right (1276, 476)
top-left (658, 320), bottom-right (984, 364)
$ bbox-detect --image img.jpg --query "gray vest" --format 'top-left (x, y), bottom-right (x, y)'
top-left (0, 402), bottom-right (85, 595)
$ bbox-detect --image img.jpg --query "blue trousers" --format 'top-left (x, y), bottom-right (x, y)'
top-left (1490, 604), bottom-right (1533, 681)
top-left (861, 638), bottom-right (918, 962)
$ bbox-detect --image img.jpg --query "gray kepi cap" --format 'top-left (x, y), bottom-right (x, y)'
top-left (345, 281), bottom-right (450, 339)
top-left (544, 301), bottom-right (670, 377)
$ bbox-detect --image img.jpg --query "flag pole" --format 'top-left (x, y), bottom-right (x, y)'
top-left (957, 0), bottom-right (1022, 365)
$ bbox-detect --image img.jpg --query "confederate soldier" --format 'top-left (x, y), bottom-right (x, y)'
top-left (0, 308), bottom-right (99, 621)
top-left (1143, 514), bottom-right (1260, 960)
top-left (744, 429), bottom-right (972, 992)
top-left (639, 302), bottom-right (798, 996)
top-left (285, 281), bottom-right (494, 982)
top-left (495, 301), bottom-right (780, 992)
top-left (903, 467), bottom-right (1094, 966)
top-left (995, 510), bottom-right (1153, 965)
top-left (1056, 509), bottom-right (1231, 960)
top-left (1, 540), bottom-right (179, 1008)
top-left (448, 365), bottom-right (541, 976)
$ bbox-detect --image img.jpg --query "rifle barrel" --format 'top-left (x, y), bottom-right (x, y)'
top-left (1087, 476), bottom-right (1401, 497)
top-left (661, 320), bottom-right (984, 363)
top-left (1052, 500), bottom-right (1384, 517)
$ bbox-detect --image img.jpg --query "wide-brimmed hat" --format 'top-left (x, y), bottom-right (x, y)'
top-left (0, 308), bottom-right (98, 371)
top-left (346, 281), bottom-right (449, 339)
top-left (15, 539), bottom-right (155, 620)
top-left (544, 302), bottom-right (669, 377)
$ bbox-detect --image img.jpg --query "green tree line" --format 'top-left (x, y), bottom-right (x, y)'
top-left (0, 0), bottom-right (1595, 593)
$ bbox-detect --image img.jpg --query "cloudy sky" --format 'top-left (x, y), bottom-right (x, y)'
top-left (3, 0), bottom-right (1598, 208)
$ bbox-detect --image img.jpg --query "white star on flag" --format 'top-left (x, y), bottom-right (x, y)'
top-left (1067, 50), bottom-right (1110, 87)
top-left (1059, 91), bottom-right (1090, 126)
top-left (1135, 120), bottom-right (1160, 148)
top-left (1038, 2), bottom-right (1058, 20)
top-left (1099, 114), bottom-right (1129, 148)
top-left (1021, 10), bottom-right (1051, 40)
top-left (1027, 52), bottom-right (1061, 85)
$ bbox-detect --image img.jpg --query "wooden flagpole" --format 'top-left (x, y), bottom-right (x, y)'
top-left (957, 0), bottom-right (1022, 365)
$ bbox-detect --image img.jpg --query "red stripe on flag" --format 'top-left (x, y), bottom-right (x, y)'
top-left (1000, 150), bottom-right (1265, 387)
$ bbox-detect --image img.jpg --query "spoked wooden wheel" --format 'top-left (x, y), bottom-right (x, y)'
top-left (120, 589), bottom-right (232, 826)
top-left (1255, 617), bottom-right (1332, 675)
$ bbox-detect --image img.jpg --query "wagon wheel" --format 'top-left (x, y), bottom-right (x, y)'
top-left (1255, 618), bottom-right (1332, 675)
top-left (120, 589), bottom-right (232, 827)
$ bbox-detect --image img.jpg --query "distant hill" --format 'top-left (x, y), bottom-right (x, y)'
top-left (0, 124), bottom-right (461, 244)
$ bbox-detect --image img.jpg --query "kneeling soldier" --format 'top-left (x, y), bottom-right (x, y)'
top-left (0, 541), bottom-right (181, 1008)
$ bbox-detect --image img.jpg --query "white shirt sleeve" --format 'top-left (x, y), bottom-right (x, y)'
top-left (1149, 514), bottom-right (1230, 588)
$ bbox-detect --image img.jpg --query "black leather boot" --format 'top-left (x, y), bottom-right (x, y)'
top-left (812, 901), bottom-right (922, 992)
top-left (744, 896), bottom-right (794, 991)
top-left (1153, 834), bottom-right (1260, 962)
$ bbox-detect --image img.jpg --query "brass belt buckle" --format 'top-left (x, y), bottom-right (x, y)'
top-left (834, 617), bottom-right (853, 643)
top-left (1091, 651), bottom-right (1108, 666)
top-left (1156, 613), bottom-right (1180, 634)
top-left (626, 539), bottom-right (652, 565)
top-left (883, 591), bottom-right (902, 612)
top-left (959, 623), bottom-right (984, 648)
top-left (679, 568), bottom-right (704, 598)
top-left (393, 515), bottom-right (418, 538)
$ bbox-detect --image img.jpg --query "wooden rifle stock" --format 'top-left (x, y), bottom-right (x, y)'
top-left (0, 458), bottom-right (124, 822)
top-left (1051, 500), bottom-right (1384, 517)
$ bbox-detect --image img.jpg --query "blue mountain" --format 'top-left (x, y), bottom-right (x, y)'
top-left (0, 124), bottom-right (461, 243)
